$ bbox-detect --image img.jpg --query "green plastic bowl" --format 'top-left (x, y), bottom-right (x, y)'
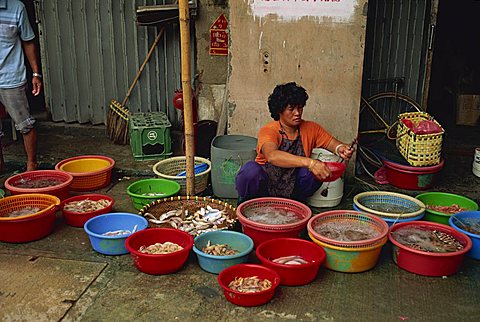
top-left (416, 192), bottom-right (478, 225)
top-left (127, 178), bottom-right (181, 210)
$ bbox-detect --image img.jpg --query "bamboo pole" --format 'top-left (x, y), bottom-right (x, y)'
top-left (178, 0), bottom-right (195, 196)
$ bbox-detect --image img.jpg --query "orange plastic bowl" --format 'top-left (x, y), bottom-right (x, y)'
top-left (55, 155), bottom-right (115, 191)
top-left (61, 194), bottom-right (115, 227)
top-left (5, 170), bottom-right (73, 200)
top-left (0, 194), bottom-right (61, 243)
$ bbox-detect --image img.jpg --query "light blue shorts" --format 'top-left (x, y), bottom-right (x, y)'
top-left (0, 84), bottom-right (36, 137)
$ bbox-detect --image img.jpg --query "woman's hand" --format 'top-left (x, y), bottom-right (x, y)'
top-left (308, 160), bottom-right (332, 180)
top-left (335, 144), bottom-right (355, 161)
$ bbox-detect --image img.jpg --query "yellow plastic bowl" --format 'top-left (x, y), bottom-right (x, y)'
top-left (308, 232), bottom-right (387, 273)
top-left (55, 156), bottom-right (115, 191)
top-left (59, 158), bottom-right (111, 174)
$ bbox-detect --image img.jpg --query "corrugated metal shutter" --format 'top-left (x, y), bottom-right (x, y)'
top-left (36, 0), bottom-right (195, 127)
top-left (362, 0), bottom-right (431, 103)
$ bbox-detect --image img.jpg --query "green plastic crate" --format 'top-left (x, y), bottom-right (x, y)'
top-left (129, 112), bottom-right (172, 161)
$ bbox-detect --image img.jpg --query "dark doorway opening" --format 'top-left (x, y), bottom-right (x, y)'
top-left (427, 0), bottom-right (480, 132)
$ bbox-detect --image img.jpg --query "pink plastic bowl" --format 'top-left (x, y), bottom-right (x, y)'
top-left (61, 194), bottom-right (115, 227)
top-left (218, 264), bottom-right (280, 307)
top-left (125, 228), bottom-right (193, 275)
top-left (256, 238), bottom-right (326, 286)
top-left (388, 221), bottom-right (472, 276)
top-left (322, 162), bottom-right (346, 182)
top-left (236, 197), bottom-right (312, 247)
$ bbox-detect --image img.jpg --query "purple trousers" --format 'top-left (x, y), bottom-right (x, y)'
top-left (235, 161), bottom-right (322, 201)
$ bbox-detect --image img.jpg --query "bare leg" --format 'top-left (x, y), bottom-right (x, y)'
top-left (23, 128), bottom-right (38, 171)
top-left (0, 139), bottom-right (5, 173)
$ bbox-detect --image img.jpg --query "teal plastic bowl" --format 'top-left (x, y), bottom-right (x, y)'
top-left (416, 192), bottom-right (478, 225)
top-left (193, 230), bottom-right (254, 274)
top-left (127, 178), bottom-right (180, 210)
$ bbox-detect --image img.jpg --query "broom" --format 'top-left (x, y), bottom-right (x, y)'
top-left (107, 27), bottom-right (165, 145)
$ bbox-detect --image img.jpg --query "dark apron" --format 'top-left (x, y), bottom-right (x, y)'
top-left (264, 126), bottom-right (305, 198)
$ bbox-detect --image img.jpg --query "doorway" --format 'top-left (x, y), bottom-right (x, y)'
top-left (427, 0), bottom-right (480, 132)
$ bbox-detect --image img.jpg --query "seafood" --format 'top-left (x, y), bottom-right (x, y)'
top-left (272, 255), bottom-right (309, 265)
top-left (4, 207), bottom-right (41, 218)
top-left (202, 240), bottom-right (239, 256)
top-left (426, 204), bottom-right (467, 214)
top-left (14, 178), bottom-right (63, 189)
top-left (228, 276), bottom-right (272, 293)
top-left (141, 192), bottom-right (165, 197)
top-left (139, 242), bottom-right (183, 254)
top-left (102, 229), bottom-right (132, 236)
top-left (144, 205), bottom-right (235, 236)
top-left (244, 207), bottom-right (300, 225)
top-left (391, 227), bottom-right (464, 253)
top-left (63, 198), bottom-right (111, 213)
top-left (314, 220), bottom-right (381, 242)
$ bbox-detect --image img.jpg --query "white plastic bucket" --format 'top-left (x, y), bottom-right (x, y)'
top-left (306, 148), bottom-right (344, 208)
top-left (473, 148), bottom-right (480, 177)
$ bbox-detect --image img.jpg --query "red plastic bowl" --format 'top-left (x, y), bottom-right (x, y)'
top-left (256, 238), bottom-right (326, 286)
top-left (0, 210), bottom-right (57, 243)
top-left (125, 228), bottom-right (194, 275)
top-left (61, 194), bottom-right (115, 227)
top-left (388, 221), bottom-right (472, 276)
top-left (5, 170), bottom-right (73, 200)
top-left (322, 162), bottom-right (346, 182)
top-left (383, 159), bottom-right (444, 190)
top-left (236, 197), bottom-right (312, 247)
top-left (218, 264), bottom-right (281, 307)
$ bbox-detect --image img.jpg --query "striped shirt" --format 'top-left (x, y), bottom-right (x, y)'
top-left (0, 0), bottom-right (35, 88)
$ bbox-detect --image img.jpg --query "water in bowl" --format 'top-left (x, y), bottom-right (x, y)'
top-left (15, 178), bottom-right (63, 189)
top-left (313, 220), bottom-right (381, 242)
top-left (244, 206), bottom-right (301, 225)
top-left (363, 201), bottom-right (418, 214)
top-left (391, 227), bottom-right (464, 253)
top-left (457, 218), bottom-right (480, 235)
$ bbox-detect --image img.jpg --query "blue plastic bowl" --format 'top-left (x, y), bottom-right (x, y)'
top-left (449, 211), bottom-right (480, 260)
top-left (84, 212), bottom-right (148, 255)
top-left (353, 204), bottom-right (424, 227)
top-left (193, 230), bottom-right (254, 274)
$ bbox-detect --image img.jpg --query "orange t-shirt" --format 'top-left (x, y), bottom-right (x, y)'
top-left (255, 120), bottom-right (333, 164)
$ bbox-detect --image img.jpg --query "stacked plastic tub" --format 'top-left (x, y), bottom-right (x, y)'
top-left (307, 210), bottom-right (389, 273)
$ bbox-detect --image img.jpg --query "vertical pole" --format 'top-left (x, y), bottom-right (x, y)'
top-left (178, 0), bottom-right (195, 195)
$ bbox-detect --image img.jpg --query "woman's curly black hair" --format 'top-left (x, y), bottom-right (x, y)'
top-left (267, 82), bottom-right (309, 121)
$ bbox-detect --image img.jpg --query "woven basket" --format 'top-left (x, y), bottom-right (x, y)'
top-left (4, 170), bottom-right (73, 200)
top-left (353, 191), bottom-right (426, 219)
top-left (307, 210), bottom-right (389, 249)
top-left (236, 197), bottom-right (312, 231)
top-left (396, 111), bottom-right (444, 166)
top-left (0, 193), bottom-right (61, 221)
top-left (138, 196), bottom-right (236, 235)
top-left (152, 156), bottom-right (211, 195)
top-left (55, 155), bottom-right (115, 191)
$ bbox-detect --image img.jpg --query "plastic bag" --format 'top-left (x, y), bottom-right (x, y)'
top-left (413, 120), bottom-right (443, 134)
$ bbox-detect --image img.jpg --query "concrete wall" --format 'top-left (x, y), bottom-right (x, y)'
top-left (226, 0), bottom-right (368, 143)
top-left (195, 0), bottom-right (229, 122)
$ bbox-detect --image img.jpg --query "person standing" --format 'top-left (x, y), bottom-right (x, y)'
top-left (0, 0), bottom-right (42, 172)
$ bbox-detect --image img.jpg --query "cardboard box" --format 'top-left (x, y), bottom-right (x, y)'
top-left (456, 94), bottom-right (480, 126)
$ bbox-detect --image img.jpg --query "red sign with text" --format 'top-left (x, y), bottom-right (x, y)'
top-left (210, 14), bottom-right (228, 56)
